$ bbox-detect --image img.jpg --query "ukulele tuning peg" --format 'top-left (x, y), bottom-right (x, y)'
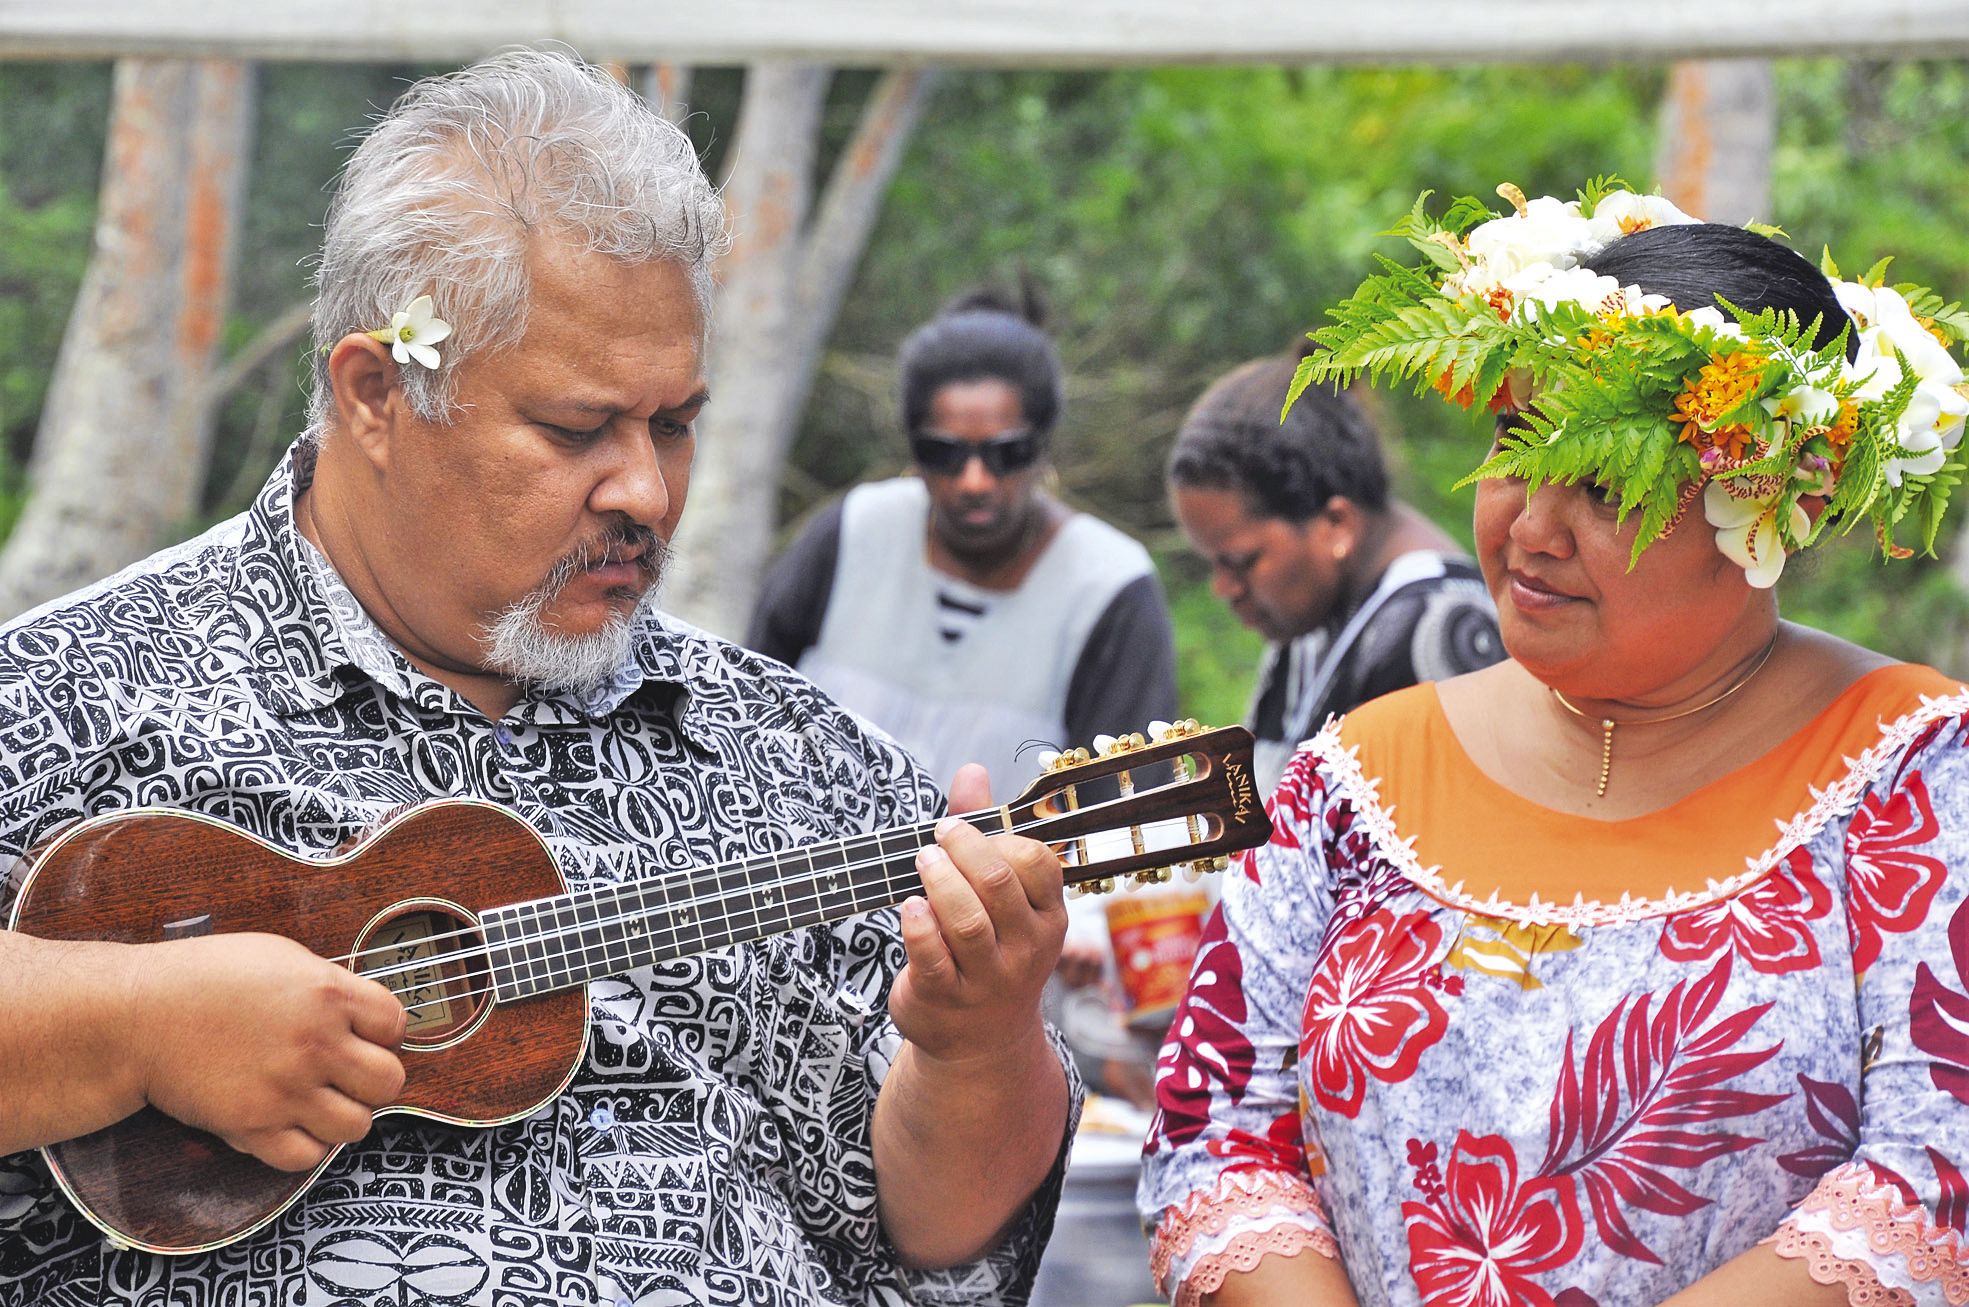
top-left (1071, 747), bottom-right (1092, 764)
top-left (1090, 877), bottom-right (1117, 896)
top-left (1092, 733), bottom-right (1119, 755)
top-left (1037, 749), bottom-right (1065, 772)
top-left (1146, 865), bottom-right (1173, 885)
top-left (1194, 855), bottom-right (1231, 876)
top-left (1148, 719), bottom-right (1173, 742)
top-left (1126, 732), bottom-right (1147, 749)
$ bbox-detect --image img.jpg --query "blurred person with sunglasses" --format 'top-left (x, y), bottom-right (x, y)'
top-left (1169, 347), bottom-right (1504, 793)
top-left (748, 287), bottom-right (1178, 793)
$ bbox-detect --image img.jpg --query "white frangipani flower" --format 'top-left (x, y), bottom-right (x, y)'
top-left (1882, 391), bottom-right (1949, 486)
top-left (1683, 305), bottom-right (1748, 345)
top-left (1764, 385), bottom-right (1840, 429)
top-left (1835, 282), bottom-right (1960, 383)
top-left (1837, 281), bottom-right (1969, 484)
top-left (1585, 190), bottom-right (1699, 245)
top-left (1513, 266), bottom-right (1625, 318)
top-left (1704, 479), bottom-right (1810, 589)
top-left (1462, 196), bottom-right (1598, 284)
top-left (371, 294), bottom-right (452, 370)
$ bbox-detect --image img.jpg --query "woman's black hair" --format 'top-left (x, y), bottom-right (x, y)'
top-left (1166, 341), bottom-right (1390, 522)
top-left (1582, 222), bottom-right (1858, 362)
top-left (897, 283), bottom-right (1064, 438)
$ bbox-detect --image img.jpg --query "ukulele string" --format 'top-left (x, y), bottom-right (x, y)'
top-left (334, 773), bottom-right (1193, 983)
top-left (376, 812), bottom-right (1206, 1016)
top-left (325, 807), bottom-right (974, 973)
top-left (365, 808), bottom-right (1198, 997)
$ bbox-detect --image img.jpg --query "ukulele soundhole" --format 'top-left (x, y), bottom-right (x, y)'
top-left (352, 900), bottom-right (493, 1050)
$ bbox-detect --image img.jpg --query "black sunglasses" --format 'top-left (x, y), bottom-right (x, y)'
top-left (910, 429), bottom-right (1044, 478)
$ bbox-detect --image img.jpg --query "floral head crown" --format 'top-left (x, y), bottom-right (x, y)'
top-left (1291, 177), bottom-right (1969, 586)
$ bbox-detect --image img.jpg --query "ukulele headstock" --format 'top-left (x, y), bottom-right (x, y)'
top-left (1006, 720), bottom-right (1271, 893)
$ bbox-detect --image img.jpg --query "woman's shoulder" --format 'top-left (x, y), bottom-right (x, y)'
top-left (1777, 626), bottom-right (1964, 743)
top-left (1328, 681), bottom-right (1447, 752)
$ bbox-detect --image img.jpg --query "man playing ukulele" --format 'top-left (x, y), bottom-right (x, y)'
top-left (0, 50), bottom-right (1075, 1306)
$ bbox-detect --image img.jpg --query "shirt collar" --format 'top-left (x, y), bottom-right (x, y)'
top-left (243, 443), bottom-right (706, 744)
top-left (240, 445), bottom-right (369, 718)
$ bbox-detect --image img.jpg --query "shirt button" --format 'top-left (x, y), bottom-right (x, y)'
top-left (494, 725), bottom-right (515, 749)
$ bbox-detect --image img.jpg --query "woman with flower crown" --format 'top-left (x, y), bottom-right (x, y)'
top-left (1138, 181), bottom-right (1969, 1307)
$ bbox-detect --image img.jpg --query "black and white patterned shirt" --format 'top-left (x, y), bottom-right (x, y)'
top-left (0, 447), bottom-right (1073, 1307)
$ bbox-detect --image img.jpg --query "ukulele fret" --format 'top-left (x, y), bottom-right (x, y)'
top-left (752, 850), bottom-right (787, 936)
top-left (810, 838), bottom-right (862, 925)
top-left (718, 848), bottom-right (759, 955)
top-left (481, 904), bottom-right (521, 1004)
top-left (518, 900), bottom-right (551, 998)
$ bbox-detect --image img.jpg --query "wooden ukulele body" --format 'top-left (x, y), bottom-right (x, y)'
top-left (7, 800), bottom-right (587, 1254)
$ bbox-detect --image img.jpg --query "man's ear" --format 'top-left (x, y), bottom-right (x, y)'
top-left (326, 333), bottom-right (401, 472)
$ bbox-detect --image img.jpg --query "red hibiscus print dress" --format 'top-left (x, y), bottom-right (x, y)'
top-left (1143, 668), bottom-right (1969, 1307)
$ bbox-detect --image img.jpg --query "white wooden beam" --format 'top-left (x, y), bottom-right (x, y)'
top-left (4, 0), bottom-right (1967, 65)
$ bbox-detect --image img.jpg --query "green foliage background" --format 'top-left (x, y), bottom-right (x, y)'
top-left (2, 58), bottom-right (1967, 721)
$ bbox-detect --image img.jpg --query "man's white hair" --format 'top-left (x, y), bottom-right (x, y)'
top-left (305, 47), bottom-right (729, 440)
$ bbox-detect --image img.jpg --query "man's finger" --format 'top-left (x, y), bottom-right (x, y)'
top-left (935, 817), bottom-right (1033, 923)
top-left (947, 762), bottom-right (993, 815)
top-left (301, 1087), bottom-right (379, 1146)
top-left (897, 895), bottom-right (957, 992)
top-left (347, 980), bottom-right (410, 1049)
top-left (330, 1040), bottom-right (407, 1109)
top-left (244, 1126), bottom-right (334, 1174)
top-left (937, 815), bottom-right (1058, 914)
top-left (916, 844), bottom-right (998, 971)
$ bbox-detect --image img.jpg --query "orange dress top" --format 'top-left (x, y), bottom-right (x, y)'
top-left (1334, 662), bottom-right (1966, 917)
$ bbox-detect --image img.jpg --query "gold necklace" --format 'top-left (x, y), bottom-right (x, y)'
top-left (1549, 633), bottom-right (1781, 798)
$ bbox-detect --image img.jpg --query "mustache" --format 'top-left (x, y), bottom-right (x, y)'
top-left (539, 520), bottom-right (667, 597)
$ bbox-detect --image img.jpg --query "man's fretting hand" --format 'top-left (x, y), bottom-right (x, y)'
top-left (890, 764), bottom-right (1068, 1067)
top-left (133, 932), bottom-right (408, 1171)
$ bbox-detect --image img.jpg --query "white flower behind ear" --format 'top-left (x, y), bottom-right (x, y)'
top-left (374, 295), bottom-right (452, 370)
top-left (1704, 480), bottom-right (1808, 589)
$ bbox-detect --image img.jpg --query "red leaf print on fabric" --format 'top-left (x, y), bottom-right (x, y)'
top-left (1929, 1147), bottom-right (1969, 1235)
top-left (1302, 908), bottom-right (1450, 1118)
top-left (1204, 1106), bottom-right (1303, 1169)
top-left (1402, 1131), bottom-right (1585, 1307)
top-left (1540, 956), bottom-right (1786, 1263)
top-left (1777, 1074), bottom-right (1860, 1180)
top-left (1658, 849), bottom-right (1831, 975)
top-left (1911, 895), bottom-right (1969, 1108)
top-left (1846, 773), bottom-right (1947, 975)
top-left (1151, 912), bottom-right (1256, 1149)
top-left (1264, 757), bottom-right (1325, 857)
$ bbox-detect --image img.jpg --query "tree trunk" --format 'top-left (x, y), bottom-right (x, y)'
top-left (1654, 59), bottom-right (1776, 226)
top-left (665, 65), bottom-right (936, 640)
top-left (0, 58), bottom-right (253, 618)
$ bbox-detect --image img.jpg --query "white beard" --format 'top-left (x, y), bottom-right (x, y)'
top-left (481, 541), bottom-right (666, 693)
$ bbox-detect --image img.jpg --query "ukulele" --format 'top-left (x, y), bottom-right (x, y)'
top-left (6, 720), bottom-right (1269, 1256)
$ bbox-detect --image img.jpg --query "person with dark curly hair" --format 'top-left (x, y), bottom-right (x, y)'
top-left (1168, 352), bottom-right (1503, 790)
